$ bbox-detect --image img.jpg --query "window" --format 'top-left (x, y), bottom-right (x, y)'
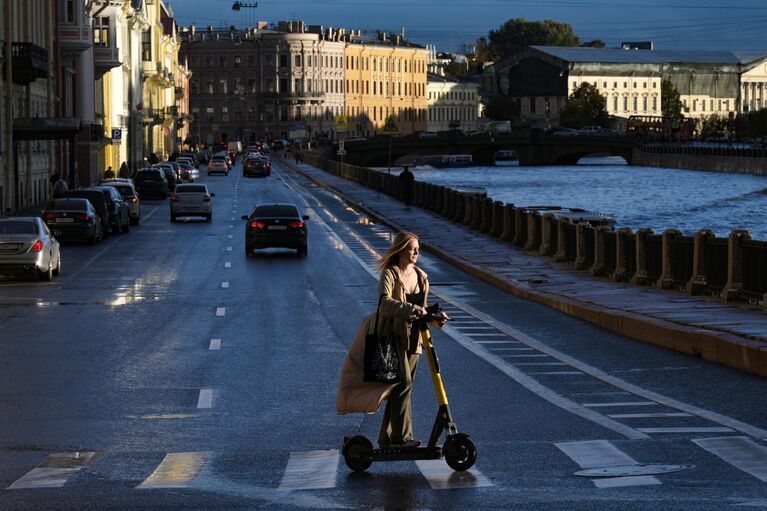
top-left (235, 110), bottom-right (242, 122)
top-left (652, 97), bottom-right (657, 111)
top-left (280, 106), bottom-right (288, 121)
top-left (280, 78), bottom-right (287, 92)
top-left (206, 107), bottom-right (214, 122)
top-left (248, 55), bottom-right (256, 67)
top-left (141, 30), bottom-right (152, 61)
top-left (191, 80), bottom-right (199, 95)
top-left (219, 79), bottom-right (228, 94)
top-left (623, 96), bottom-right (628, 111)
top-left (633, 96), bottom-right (638, 111)
top-left (219, 55), bottom-right (227, 67)
top-left (266, 78), bottom-right (274, 92)
top-left (295, 55), bottom-right (301, 67)
top-left (93, 17), bottom-right (109, 47)
top-left (643, 97), bottom-right (647, 111)
top-left (613, 81), bottom-right (617, 88)
top-left (205, 55), bottom-right (213, 67)
top-left (280, 54), bottom-right (287, 68)
top-left (623, 82), bottom-right (627, 88)
top-left (643, 82), bottom-right (647, 88)
top-left (529, 97), bottom-right (536, 113)
top-left (206, 80), bottom-right (214, 94)
top-left (221, 106), bottom-right (229, 122)
top-left (266, 54), bottom-right (274, 65)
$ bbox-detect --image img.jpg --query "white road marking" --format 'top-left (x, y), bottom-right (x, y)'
top-left (197, 389), bottom-right (214, 408)
top-left (229, 225), bottom-right (234, 228)
top-left (583, 402), bottom-right (657, 408)
top-left (216, 307), bottom-right (226, 316)
top-left (226, 246), bottom-right (232, 252)
top-left (136, 452), bottom-right (212, 489)
top-left (556, 440), bottom-right (661, 488)
top-left (490, 347), bottom-right (534, 351)
top-left (8, 452), bottom-right (98, 489)
top-left (278, 450), bottom-right (339, 490)
top-left (474, 340), bottom-right (518, 344)
top-left (529, 371), bottom-right (584, 375)
top-left (228, 234), bottom-right (233, 239)
top-left (467, 334), bottom-right (513, 338)
top-left (504, 354), bottom-right (551, 358)
top-left (225, 262), bottom-right (232, 268)
top-left (221, 282), bottom-right (230, 289)
top-left (209, 339), bottom-right (221, 350)
top-left (638, 427), bottom-right (734, 434)
top-left (415, 460), bottom-right (493, 490)
top-left (512, 362), bottom-right (566, 366)
top-left (694, 437), bottom-right (767, 482)
top-left (608, 413), bottom-right (692, 419)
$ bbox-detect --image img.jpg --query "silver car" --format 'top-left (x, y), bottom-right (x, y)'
top-left (99, 178), bottom-right (141, 225)
top-left (170, 183), bottom-right (214, 222)
top-left (0, 217), bottom-right (61, 281)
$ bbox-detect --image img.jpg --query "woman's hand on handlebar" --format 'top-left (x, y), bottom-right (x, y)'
top-left (428, 311), bottom-right (449, 330)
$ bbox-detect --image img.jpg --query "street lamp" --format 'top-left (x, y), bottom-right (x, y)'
top-left (231, 1), bottom-right (257, 10)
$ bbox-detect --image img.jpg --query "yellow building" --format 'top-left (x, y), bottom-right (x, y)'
top-left (343, 31), bottom-right (428, 137)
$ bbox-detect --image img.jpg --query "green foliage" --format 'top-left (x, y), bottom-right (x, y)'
top-left (580, 39), bottom-right (606, 48)
top-left (486, 18), bottom-right (580, 61)
top-left (661, 80), bottom-right (684, 119)
top-left (699, 114), bottom-right (734, 139)
top-left (484, 95), bottom-right (520, 120)
top-left (559, 83), bottom-right (607, 128)
top-left (443, 60), bottom-right (469, 78)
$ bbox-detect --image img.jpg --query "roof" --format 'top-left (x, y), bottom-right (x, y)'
top-left (531, 46), bottom-right (767, 65)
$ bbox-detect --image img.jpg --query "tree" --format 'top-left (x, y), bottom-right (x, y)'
top-left (661, 80), bottom-right (684, 119)
top-left (558, 83), bottom-right (607, 128)
top-left (580, 39), bottom-right (606, 48)
top-left (486, 18), bottom-right (580, 61)
top-left (484, 95), bottom-right (520, 121)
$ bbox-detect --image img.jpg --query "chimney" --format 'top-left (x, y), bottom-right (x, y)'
top-left (378, 31), bottom-right (386, 42)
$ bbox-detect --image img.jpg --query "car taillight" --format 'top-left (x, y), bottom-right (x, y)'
top-left (171, 195), bottom-right (179, 202)
top-left (250, 220), bottom-right (266, 229)
top-left (203, 195), bottom-right (211, 202)
top-left (77, 214), bottom-right (91, 222)
top-left (288, 221), bottom-right (305, 229)
top-left (130, 197), bottom-right (138, 203)
top-left (42, 212), bottom-right (56, 221)
top-left (30, 239), bottom-right (44, 252)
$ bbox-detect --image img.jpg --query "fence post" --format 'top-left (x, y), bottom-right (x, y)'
top-left (657, 229), bottom-right (682, 289)
top-left (440, 187), bottom-right (451, 217)
top-left (478, 198), bottom-right (493, 234)
top-left (574, 222), bottom-right (590, 270)
top-left (612, 227), bottom-right (634, 282)
top-left (687, 229), bottom-right (715, 295)
top-left (451, 191), bottom-right (464, 223)
top-left (722, 230), bottom-right (752, 302)
top-left (512, 208), bottom-right (526, 246)
top-left (590, 225), bottom-right (609, 276)
top-left (524, 211), bottom-right (540, 251)
top-left (490, 201), bottom-right (504, 238)
top-left (554, 219), bottom-right (568, 262)
top-left (500, 204), bottom-right (515, 242)
top-left (470, 196), bottom-right (483, 230)
top-left (462, 194), bottom-right (473, 226)
top-left (540, 213), bottom-right (554, 255)
top-left (632, 228), bottom-right (654, 285)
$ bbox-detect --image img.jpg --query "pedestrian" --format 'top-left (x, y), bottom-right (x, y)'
top-left (149, 152), bottom-right (159, 165)
top-left (399, 166), bottom-right (415, 207)
top-left (52, 175), bottom-right (69, 198)
top-left (119, 161), bottom-right (129, 178)
top-left (104, 166), bottom-right (115, 179)
top-left (335, 231), bottom-right (447, 449)
top-left (294, 147), bottom-right (300, 164)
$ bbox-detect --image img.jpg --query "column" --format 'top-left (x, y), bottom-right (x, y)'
top-left (657, 229), bottom-right (682, 289)
top-left (722, 230), bottom-right (752, 302)
top-left (687, 229), bottom-right (715, 295)
top-left (631, 228), bottom-right (654, 285)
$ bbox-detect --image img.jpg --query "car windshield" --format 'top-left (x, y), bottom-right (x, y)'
top-left (253, 205), bottom-right (299, 218)
top-left (110, 185), bottom-right (133, 197)
top-left (176, 185), bottom-right (207, 193)
top-left (0, 220), bottom-right (38, 235)
top-left (50, 199), bottom-right (88, 211)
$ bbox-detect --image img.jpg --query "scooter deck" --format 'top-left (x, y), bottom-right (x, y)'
top-left (372, 446), bottom-right (442, 462)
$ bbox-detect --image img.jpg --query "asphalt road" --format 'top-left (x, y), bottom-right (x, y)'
top-left (1, 158), bottom-right (766, 510)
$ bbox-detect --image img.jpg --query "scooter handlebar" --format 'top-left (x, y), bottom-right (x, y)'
top-left (416, 303), bottom-right (450, 330)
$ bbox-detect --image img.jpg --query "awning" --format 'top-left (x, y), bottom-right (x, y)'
top-left (13, 117), bottom-right (82, 141)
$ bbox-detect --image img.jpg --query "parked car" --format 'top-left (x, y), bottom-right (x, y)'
top-left (175, 159), bottom-right (200, 182)
top-left (152, 163), bottom-right (180, 190)
top-left (42, 198), bottom-right (103, 244)
top-left (134, 167), bottom-right (169, 199)
top-left (419, 131), bottom-right (438, 138)
top-left (180, 152), bottom-right (199, 166)
top-left (60, 189), bottom-right (111, 239)
top-left (92, 185), bottom-right (131, 234)
top-left (170, 183), bottom-right (214, 222)
top-left (207, 156), bottom-right (230, 175)
top-left (242, 203), bottom-right (309, 257)
top-left (0, 217), bottom-right (61, 280)
top-left (99, 178), bottom-right (141, 225)
top-left (197, 150), bottom-right (210, 165)
top-left (243, 156), bottom-right (270, 177)
top-left (550, 127), bottom-right (579, 137)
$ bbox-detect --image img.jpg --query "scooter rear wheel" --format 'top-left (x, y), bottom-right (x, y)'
top-left (343, 435), bottom-right (373, 472)
top-left (444, 433), bottom-right (477, 471)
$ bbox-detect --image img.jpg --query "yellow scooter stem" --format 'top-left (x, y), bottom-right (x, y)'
top-left (421, 329), bottom-right (449, 406)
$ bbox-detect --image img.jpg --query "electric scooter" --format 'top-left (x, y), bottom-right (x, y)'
top-left (342, 303), bottom-right (477, 472)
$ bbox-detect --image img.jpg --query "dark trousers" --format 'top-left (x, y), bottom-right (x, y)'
top-left (378, 352), bottom-right (420, 446)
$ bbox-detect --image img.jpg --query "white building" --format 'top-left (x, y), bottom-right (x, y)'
top-left (426, 73), bottom-right (480, 133)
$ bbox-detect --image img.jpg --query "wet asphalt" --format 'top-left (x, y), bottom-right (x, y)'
top-left (0, 158), bottom-right (766, 510)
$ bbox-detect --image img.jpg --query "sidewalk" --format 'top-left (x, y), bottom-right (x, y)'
top-left (282, 157), bottom-right (767, 378)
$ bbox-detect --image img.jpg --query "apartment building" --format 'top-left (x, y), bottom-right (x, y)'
top-left (427, 72), bottom-right (480, 133)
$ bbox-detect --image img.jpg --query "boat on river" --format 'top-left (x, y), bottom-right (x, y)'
top-left (417, 154), bottom-right (474, 168)
top-left (494, 149), bottom-right (518, 166)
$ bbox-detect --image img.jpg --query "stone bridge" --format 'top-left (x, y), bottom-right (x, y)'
top-left (339, 133), bottom-right (635, 167)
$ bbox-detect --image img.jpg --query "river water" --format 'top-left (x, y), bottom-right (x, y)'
top-left (406, 157), bottom-right (767, 240)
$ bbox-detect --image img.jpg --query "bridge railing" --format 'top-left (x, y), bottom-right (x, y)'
top-left (298, 152), bottom-right (767, 308)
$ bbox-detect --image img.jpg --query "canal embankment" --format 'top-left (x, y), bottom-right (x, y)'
top-left (634, 144), bottom-right (767, 176)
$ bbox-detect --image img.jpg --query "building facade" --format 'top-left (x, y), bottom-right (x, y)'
top-left (426, 73), bottom-right (480, 133)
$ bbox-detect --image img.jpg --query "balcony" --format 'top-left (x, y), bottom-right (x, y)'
top-left (165, 105), bottom-right (179, 118)
top-left (142, 60), bottom-right (160, 81)
top-left (58, 21), bottom-right (91, 56)
top-left (12, 42), bottom-right (49, 85)
top-left (94, 45), bottom-right (121, 78)
top-left (174, 86), bottom-right (185, 99)
top-left (142, 109), bottom-right (165, 125)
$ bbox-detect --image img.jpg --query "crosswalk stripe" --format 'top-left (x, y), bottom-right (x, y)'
top-left (279, 450), bottom-right (339, 490)
top-left (197, 389), bottom-right (214, 408)
top-left (415, 460), bottom-right (493, 490)
top-left (582, 401), bottom-right (657, 407)
top-left (136, 452), bottom-right (212, 489)
top-left (555, 440), bottom-right (661, 488)
top-left (8, 452), bottom-right (98, 489)
top-left (607, 413), bottom-right (692, 418)
top-left (693, 436), bottom-right (767, 481)
top-left (638, 427), bottom-right (734, 434)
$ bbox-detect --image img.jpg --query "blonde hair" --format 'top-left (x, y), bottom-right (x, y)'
top-left (377, 231), bottom-right (419, 272)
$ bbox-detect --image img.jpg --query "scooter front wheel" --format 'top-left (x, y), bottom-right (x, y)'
top-left (343, 435), bottom-right (373, 472)
top-left (444, 433), bottom-right (477, 471)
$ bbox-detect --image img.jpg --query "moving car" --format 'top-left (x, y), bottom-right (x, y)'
top-left (242, 203), bottom-right (309, 257)
top-left (60, 188), bottom-right (111, 239)
top-left (42, 198), bottom-right (103, 244)
top-left (243, 155), bottom-right (271, 177)
top-left (0, 217), bottom-right (61, 281)
top-left (176, 159), bottom-right (200, 182)
top-left (207, 155), bottom-right (229, 175)
top-left (93, 185), bottom-right (131, 234)
top-left (170, 183), bottom-right (214, 222)
top-left (134, 168), bottom-right (169, 199)
top-left (99, 178), bottom-right (141, 225)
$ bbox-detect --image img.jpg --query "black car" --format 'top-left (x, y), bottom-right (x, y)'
top-left (60, 189), bottom-right (111, 238)
top-left (243, 156), bottom-right (270, 177)
top-left (92, 186), bottom-right (131, 234)
top-left (242, 203), bottom-right (309, 257)
top-left (134, 168), bottom-right (169, 199)
top-left (42, 198), bottom-right (103, 244)
top-left (153, 164), bottom-right (180, 190)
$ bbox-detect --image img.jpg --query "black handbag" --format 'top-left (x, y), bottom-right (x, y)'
top-left (363, 295), bottom-right (406, 384)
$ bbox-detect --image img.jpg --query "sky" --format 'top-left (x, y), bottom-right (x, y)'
top-left (169, 0), bottom-right (767, 54)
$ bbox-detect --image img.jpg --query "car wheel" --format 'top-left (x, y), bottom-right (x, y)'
top-left (170, 214), bottom-right (177, 223)
top-left (131, 217), bottom-right (139, 226)
top-left (245, 243), bottom-right (254, 258)
top-left (39, 260), bottom-right (53, 281)
top-left (53, 256), bottom-right (61, 276)
top-left (90, 231), bottom-right (99, 245)
top-left (206, 213), bottom-right (212, 223)
top-left (121, 220), bottom-right (130, 233)
top-left (298, 245), bottom-right (308, 257)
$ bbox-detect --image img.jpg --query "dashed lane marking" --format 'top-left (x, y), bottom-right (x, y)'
top-left (693, 437), bottom-right (767, 482)
top-left (224, 262), bottom-right (232, 268)
top-left (226, 247), bottom-right (232, 252)
top-left (555, 440), bottom-right (661, 488)
top-left (209, 339), bottom-right (221, 350)
top-left (415, 460), bottom-right (493, 490)
top-left (7, 452), bottom-right (98, 489)
top-left (136, 452), bottom-right (212, 489)
top-left (278, 450), bottom-right (339, 490)
top-left (221, 282), bottom-right (230, 289)
top-left (216, 307), bottom-right (226, 316)
top-left (197, 389), bottom-right (214, 409)
top-left (228, 235), bottom-right (233, 239)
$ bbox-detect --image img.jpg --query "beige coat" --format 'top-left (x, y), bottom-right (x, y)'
top-left (336, 266), bottom-right (429, 414)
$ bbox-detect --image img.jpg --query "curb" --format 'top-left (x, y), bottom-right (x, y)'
top-left (281, 158), bottom-right (767, 378)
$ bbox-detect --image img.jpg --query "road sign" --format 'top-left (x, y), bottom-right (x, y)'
top-left (335, 115), bottom-right (349, 131)
top-left (382, 115), bottom-right (400, 135)
top-left (337, 149), bottom-right (346, 156)
top-left (111, 129), bottom-right (122, 140)
top-left (338, 140), bottom-right (345, 152)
